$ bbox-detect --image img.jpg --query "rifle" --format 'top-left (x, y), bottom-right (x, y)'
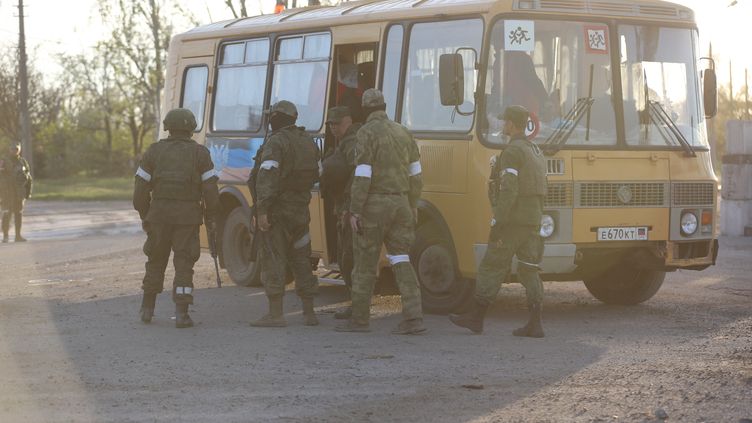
top-left (207, 220), bottom-right (222, 287)
top-left (204, 202), bottom-right (222, 287)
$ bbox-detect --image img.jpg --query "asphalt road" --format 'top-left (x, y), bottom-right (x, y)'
top-left (0, 201), bottom-right (750, 422)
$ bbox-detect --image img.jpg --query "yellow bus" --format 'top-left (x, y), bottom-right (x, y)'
top-left (162, 0), bottom-right (719, 313)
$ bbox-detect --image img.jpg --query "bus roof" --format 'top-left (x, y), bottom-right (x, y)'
top-left (178, 0), bottom-right (694, 42)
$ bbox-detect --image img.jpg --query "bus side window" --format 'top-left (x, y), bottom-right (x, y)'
top-left (212, 39), bottom-right (270, 133)
top-left (180, 66), bottom-right (209, 132)
top-left (271, 33), bottom-right (332, 132)
top-left (400, 19), bottom-right (482, 132)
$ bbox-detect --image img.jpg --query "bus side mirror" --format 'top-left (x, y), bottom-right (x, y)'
top-left (702, 64), bottom-right (717, 119)
top-left (439, 53), bottom-right (464, 106)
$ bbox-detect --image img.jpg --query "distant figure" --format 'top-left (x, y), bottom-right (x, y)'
top-left (0, 142), bottom-right (32, 243)
top-left (133, 108), bottom-right (220, 328)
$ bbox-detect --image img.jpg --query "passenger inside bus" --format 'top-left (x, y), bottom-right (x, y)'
top-left (484, 50), bottom-right (553, 140)
top-left (335, 60), bottom-right (375, 123)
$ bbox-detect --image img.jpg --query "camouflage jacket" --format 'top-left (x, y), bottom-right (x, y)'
top-left (350, 111), bottom-right (422, 216)
top-left (0, 155), bottom-right (32, 201)
top-left (490, 133), bottom-right (547, 227)
top-left (254, 125), bottom-right (320, 221)
top-left (334, 122), bottom-right (362, 215)
top-left (133, 136), bottom-right (219, 225)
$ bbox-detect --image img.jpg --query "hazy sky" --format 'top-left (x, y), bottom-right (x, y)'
top-left (0, 0), bottom-right (750, 87)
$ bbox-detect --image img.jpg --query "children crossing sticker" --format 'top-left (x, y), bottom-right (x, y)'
top-left (584, 25), bottom-right (609, 54)
top-left (505, 20), bottom-right (535, 52)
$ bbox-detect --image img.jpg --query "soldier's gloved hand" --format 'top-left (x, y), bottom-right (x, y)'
top-left (141, 220), bottom-right (150, 233)
top-left (350, 214), bottom-right (363, 234)
top-left (258, 214), bottom-right (271, 232)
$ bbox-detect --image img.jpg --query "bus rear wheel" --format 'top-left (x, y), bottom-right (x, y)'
top-left (583, 264), bottom-right (665, 305)
top-left (222, 207), bottom-right (261, 287)
top-left (411, 224), bottom-right (473, 314)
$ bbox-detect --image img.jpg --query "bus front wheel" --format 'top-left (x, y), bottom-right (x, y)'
top-left (411, 224), bottom-right (473, 314)
top-left (221, 207), bottom-right (261, 287)
top-left (583, 264), bottom-right (665, 305)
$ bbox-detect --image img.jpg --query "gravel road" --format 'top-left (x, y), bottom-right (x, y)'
top-left (0, 202), bottom-right (749, 422)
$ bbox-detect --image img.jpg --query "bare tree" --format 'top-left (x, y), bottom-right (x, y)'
top-left (98, 0), bottom-right (176, 156)
top-left (225, 0), bottom-right (248, 17)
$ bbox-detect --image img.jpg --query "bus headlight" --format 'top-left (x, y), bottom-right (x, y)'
top-left (680, 212), bottom-right (698, 236)
top-left (540, 215), bottom-right (555, 238)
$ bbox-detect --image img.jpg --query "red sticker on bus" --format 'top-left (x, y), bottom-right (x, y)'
top-left (584, 25), bottom-right (609, 55)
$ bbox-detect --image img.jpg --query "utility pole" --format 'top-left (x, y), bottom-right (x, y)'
top-left (16, 0), bottom-right (33, 172)
top-left (745, 68), bottom-right (750, 120)
top-left (729, 60), bottom-right (734, 116)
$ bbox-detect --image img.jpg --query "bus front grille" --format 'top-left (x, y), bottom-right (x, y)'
top-left (576, 182), bottom-right (668, 208)
top-left (545, 183), bottom-right (573, 208)
top-left (672, 182), bottom-right (715, 206)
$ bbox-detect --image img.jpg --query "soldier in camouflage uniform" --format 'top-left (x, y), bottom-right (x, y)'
top-left (322, 106), bottom-right (361, 320)
top-left (449, 105), bottom-right (548, 338)
top-left (133, 108), bottom-right (219, 328)
top-left (335, 89), bottom-right (425, 335)
top-left (249, 100), bottom-right (321, 328)
top-left (0, 143), bottom-right (32, 243)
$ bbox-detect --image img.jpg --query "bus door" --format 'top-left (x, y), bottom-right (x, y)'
top-left (322, 42), bottom-right (378, 265)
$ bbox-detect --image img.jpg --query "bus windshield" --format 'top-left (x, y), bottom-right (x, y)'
top-left (482, 19), bottom-right (618, 147)
top-left (619, 26), bottom-right (708, 148)
top-left (481, 20), bottom-right (708, 150)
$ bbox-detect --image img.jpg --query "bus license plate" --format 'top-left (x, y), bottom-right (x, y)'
top-left (597, 227), bottom-right (648, 241)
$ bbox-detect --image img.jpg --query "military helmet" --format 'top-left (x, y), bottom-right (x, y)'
top-left (163, 108), bottom-right (197, 132)
top-left (500, 105), bottom-right (530, 129)
top-left (269, 100), bottom-right (298, 118)
top-left (362, 88), bottom-right (386, 108)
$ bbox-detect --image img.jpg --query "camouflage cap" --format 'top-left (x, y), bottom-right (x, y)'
top-left (361, 88), bottom-right (385, 108)
top-left (163, 108), bottom-right (198, 132)
top-left (499, 105), bottom-right (530, 128)
top-left (326, 106), bottom-right (351, 124)
top-left (269, 100), bottom-right (298, 118)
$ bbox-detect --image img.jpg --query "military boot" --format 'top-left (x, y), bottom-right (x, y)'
top-left (391, 318), bottom-right (427, 335)
top-left (250, 295), bottom-right (287, 327)
top-left (140, 292), bottom-right (157, 323)
top-left (1, 234), bottom-right (7, 243)
top-left (302, 297), bottom-right (319, 326)
top-left (175, 303), bottom-right (194, 328)
top-left (513, 302), bottom-right (544, 338)
top-left (448, 300), bottom-right (488, 334)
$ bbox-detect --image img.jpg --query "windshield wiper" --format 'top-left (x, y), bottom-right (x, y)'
top-left (648, 100), bottom-right (696, 157)
top-left (542, 97), bottom-right (595, 154)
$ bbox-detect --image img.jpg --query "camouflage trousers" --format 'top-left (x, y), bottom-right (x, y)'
top-left (142, 223), bottom-right (200, 305)
top-left (351, 194), bottom-right (422, 324)
top-left (475, 225), bottom-right (544, 306)
top-left (259, 217), bottom-right (318, 299)
top-left (336, 212), bottom-right (354, 288)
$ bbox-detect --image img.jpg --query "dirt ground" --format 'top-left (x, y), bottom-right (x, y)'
top-left (0, 202), bottom-right (750, 422)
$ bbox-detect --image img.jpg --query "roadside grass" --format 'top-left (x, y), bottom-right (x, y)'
top-left (33, 176), bottom-right (133, 201)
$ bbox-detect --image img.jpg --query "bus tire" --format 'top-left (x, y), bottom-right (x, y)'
top-left (411, 224), bottom-right (473, 315)
top-left (583, 265), bottom-right (665, 305)
top-left (222, 207), bottom-right (261, 287)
